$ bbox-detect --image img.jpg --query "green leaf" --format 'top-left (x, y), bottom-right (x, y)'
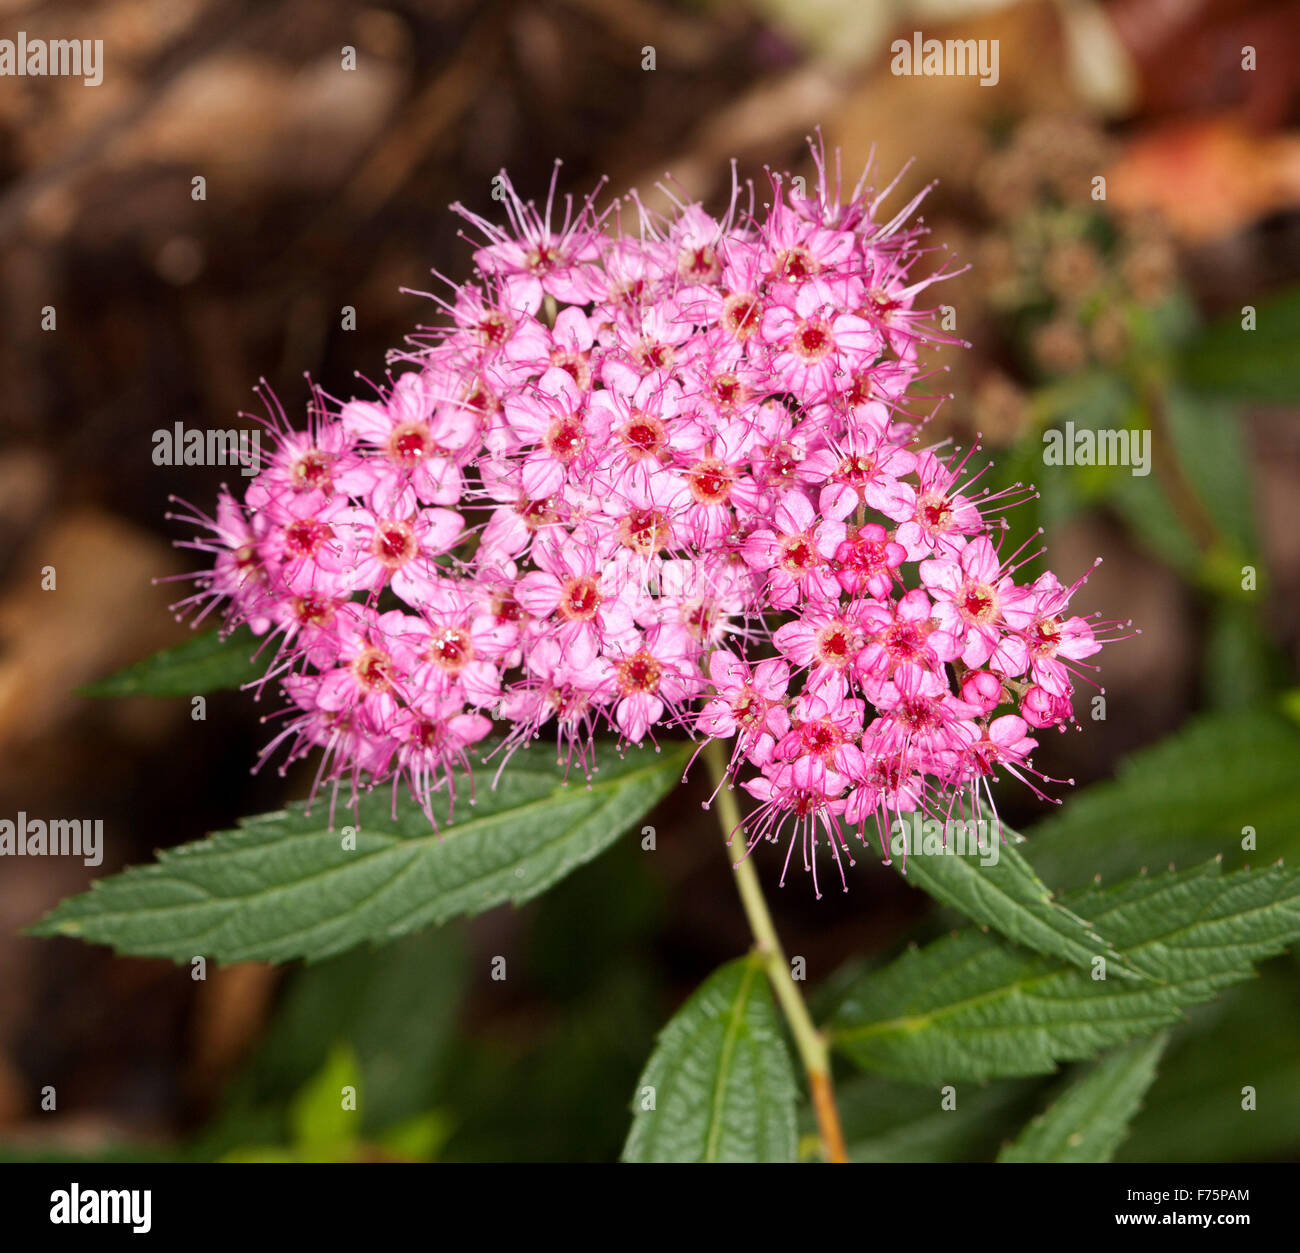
top-left (375, 1110), bottom-right (453, 1162)
top-left (30, 740), bottom-right (688, 964)
top-left (1027, 709), bottom-right (1300, 888)
top-left (231, 928), bottom-right (465, 1138)
top-left (79, 627), bottom-right (267, 697)
top-left (440, 968), bottom-right (660, 1163)
top-left (829, 860), bottom-right (1300, 1085)
top-left (885, 823), bottom-right (1144, 979)
top-left (289, 1042), bottom-right (362, 1160)
top-left (997, 1033), bottom-right (1167, 1162)
top-left (1162, 388), bottom-right (1256, 553)
top-left (1203, 602), bottom-right (1284, 712)
top-left (621, 955), bottom-right (798, 1163)
top-left (1120, 956), bottom-right (1300, 1162)
top-left (825, 1073), bottom-right (1041, 1163)
top-left (1180, 286), bottom-right (1300, 403)
top-left (1106, 469), bottom-right (1203, 580)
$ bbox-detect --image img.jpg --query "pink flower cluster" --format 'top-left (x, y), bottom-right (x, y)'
top-left (176, 146), bottom-right (1123, 892)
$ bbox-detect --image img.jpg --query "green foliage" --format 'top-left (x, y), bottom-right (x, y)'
top-left (206, 927), bottom-right (466, 1149)
top-left (886, 826), bottom-right (1143, 978)
top-left (826, 1074), bottom-right (1041, 1163)
top-left (1102, 389), bottom-right (1255, 594)
top-left (1161, 388), bottom-right (1256, 554)
top-left (434, 839), bottom-right (667, 1162)
top-left (286, 1042), bottom-right (362, 1162)
top-left (1026, 709), bottom-right (1300, 888)
top-left (30, 741), bottom-right (688, 964)
top-left (220, 1044), bottom-right (453, 1163)
top-left (622, 955), bottom-right (798, 1163)
top-left (1203, 603), bottom-right (1285, 711)
top-left (997, 1033), bottom-right (1167, 1163)
top-left (79, 628), bottom-right (266, 698)
top-left (1179, 285), bottom-right (1300, 403)
top-left (829, 860), bottom-right (1300, 1084)
top-left (1119, 956), bottom-right (1300, 1162)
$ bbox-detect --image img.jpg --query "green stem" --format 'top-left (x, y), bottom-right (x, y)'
top-left (703, 738), bottom-right (849, 1163)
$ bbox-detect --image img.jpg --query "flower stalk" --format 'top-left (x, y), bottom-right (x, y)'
top-left (703, 738), bottom-right (849, 1164)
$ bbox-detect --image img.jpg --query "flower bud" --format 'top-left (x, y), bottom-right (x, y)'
top-left (961, 669), bottom-right (1003, 713)
top-left (1021, 684), bottom-right (1067, 728)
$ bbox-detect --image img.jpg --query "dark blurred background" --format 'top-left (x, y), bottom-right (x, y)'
top-left (1, 0), bottom-right (1298, 1162)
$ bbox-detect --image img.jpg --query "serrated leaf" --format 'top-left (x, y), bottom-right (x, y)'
top-left (30, 741), bottom-right (688, 964)
top-left (997, 1033), bottom-right (1167, 1163)
top-left (885, 823), bottom-right (1144, 979)
top-left (621, 955), bottom-right (797, 1163)
top-left (829, 860), bottom-right (1300, 1084)
top-left (1027, 709), bottom-right (1300, 887)
top-left (79, 627), bottom-right (267, 697)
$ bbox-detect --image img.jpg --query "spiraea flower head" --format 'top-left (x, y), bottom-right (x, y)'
top-left (175, 136), bottom-right (1131, 893)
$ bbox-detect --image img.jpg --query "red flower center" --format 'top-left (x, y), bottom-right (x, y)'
top-left (711, 372), bottom-right (746, 408)
top-left (478, 311), bottom-right (510, 347)
top-left (558, 576), bottom-right (602, 621)
top-left (526, 242), bottom-right (557, 272)
top-left (637, 341), bottom-right (675, 371)
top-left (793, 318), bottom-right (833, 362)
top-left (293, 595), bottom-right (335, 627)
top-left (284, 519), bottom-right (332, 558)
top-left (919, 492), bottom-right (954, 531)
top-left (814, 622), bottom-right (856, 668)
top-left (616, 650), bottom-right (662, 695)
top-left (678, 245), bottom-right (720, 282)
top-left (388, 423), bottom-right (430, 466)
top-left (774, 247), bottom-right (816, 280)
top-left (800, 719), bottom-right (843, 757)
top-left (544, 416), bottom-right (586, 462)
top-left (291, 450), bottom-right (333, 492)
top-left (885, 620), bottom-right (930, 662)
top-left (493, 594), bottom-right (522, 623)
top-left (427, 626), bottom-right (474, 672)
top-left (518, 497), bottom-right (559, 530)
top-left (722, 294), bottom-right (760, 340)
top-left (1032, 616), bottom-right (1062, 656)
top-left (959, 582), bottom-right (998, 626)
top-left (687, 457), bottom-right (733, 505)
top-left (617, 508), bottom-right (670, 556)
top-left (732, 689), bottom-right (763, 726)
top-left (549, 350), bottom-right (591, 391)
top-left (620, 413), bottom-right (667, 458)
top-left (778, 533), bottom-right (817, 576)
top-left (352, 647), bottom-right (393, 692)
top-left (763, 441), bottom-right (802, 485)
top-left (836, 453), bottom-right (875, 485)
top-left (373, 521), bottom-right (416, 568)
